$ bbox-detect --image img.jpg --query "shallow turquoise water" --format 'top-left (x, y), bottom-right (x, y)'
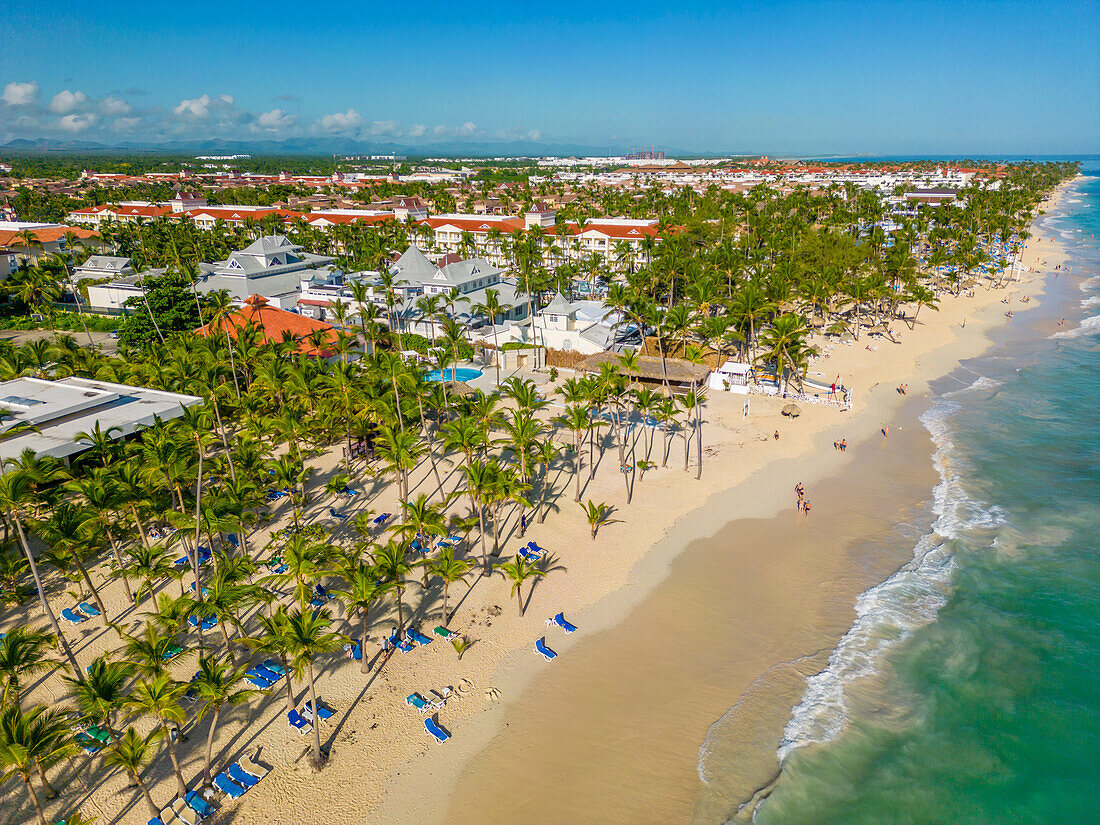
top-left (749, 165), bottom-right (1100, 824)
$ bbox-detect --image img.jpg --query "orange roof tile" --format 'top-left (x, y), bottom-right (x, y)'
top-left (195, 294), bottom-right (342, 357)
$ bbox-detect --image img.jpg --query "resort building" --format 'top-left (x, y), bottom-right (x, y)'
top-left (195, 293), bottom-right (345, 359)
top-left (493, 291), bottom-right (616, 356)
top-left (416, 212), bottom-right (660, 271)
top-left (0, 376), bottom-right (202, 464)
top-left (194, 234), bottom-right (336, 308)
top-left (0, 222), bottom-right (101, 265)
top-left (73, 255), bottom-right (135, 282)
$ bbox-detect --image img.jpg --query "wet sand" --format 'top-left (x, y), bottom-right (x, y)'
top-left (446, 399), bottom-right (939, 825)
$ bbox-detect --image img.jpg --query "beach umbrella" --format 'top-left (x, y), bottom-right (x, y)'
top-left (781, 403), bottom-right (801, 418)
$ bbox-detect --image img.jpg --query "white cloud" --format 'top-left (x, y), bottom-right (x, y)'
top-left (256, 108), bottom-right (297, 130)
top-left (408, 124), bottom-right (427, 138)
top-left (58, 113), bottom-right (98, 132)
top-left (320, 108), bottom-right (362, 132)
top-left (2, 81), bottom-right (38, 106)
top-left (527, 129), bottom-right (541, 141)
top-left (459, 121), bottom-right (478, 136)
top-left (101, 96), bottom-right (132, 116)
top-left (49, 89), bottom-right (87, 114)
top-left (173, 93), bottom-right (235, 120)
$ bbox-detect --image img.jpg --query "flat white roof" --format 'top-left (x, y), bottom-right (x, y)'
top-left (0, 377), bottom-right (202, 462)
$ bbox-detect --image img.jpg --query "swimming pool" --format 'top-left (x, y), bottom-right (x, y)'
top-left (426, 367), bottom-right (484, 382)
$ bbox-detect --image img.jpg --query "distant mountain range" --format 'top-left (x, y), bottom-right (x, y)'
top-left (0, 136), bottom-right (717, 158)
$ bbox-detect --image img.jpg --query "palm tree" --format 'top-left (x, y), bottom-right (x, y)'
top-left (66, 657), bottom-right (134, 742)
top-left (283, 607), bottom-right (344, 765)
top-left (0, 469), bottom-right (82, 680)
top-left (372, 539), bottom-right (415, 632)
top-left (755, 313), bottom-right (816, 395)
top-left (579, 500), bottom-right (620, 540)
top-left (335, 564), bottom-right (386, 674)
top-left (0, 704), bottom-right (76, 825)
top-left (495, 554), bottom-right (546, 616)
top-left (125, 675), bottom-right (189, 799)
top-left (102, 728), bottom-right (160, 819)
top-left (244, 607), bottom-right (297, 710)
top-left (191, 651), bottom-right (259, 789)
top-left (120, 543), bottom-right (178, 605)
top-left (425, 548), bottom-right (474, 624)
top-left (35, 501), bottom-right (108, 620)
top-left (0, 627), bottom-right (57, 708)
top-left (470, 288), bottom-right (506, 385)
top-left (375, 425), bottom-right (423, 503)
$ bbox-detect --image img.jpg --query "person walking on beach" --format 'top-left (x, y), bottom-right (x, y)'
top-left (882, 425), bottom-right (889, 438)
top-left (774, 429), bottom-right (780, 441)
top-left (795, 482), bottom-right (805, 512)
top-left (840, 438), bottom-right (847, 451)
top-left (803, 501), bottom-right (812, 515)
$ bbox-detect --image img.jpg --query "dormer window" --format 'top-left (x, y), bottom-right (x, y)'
top-left (229, 259), bottom-right (243, 270)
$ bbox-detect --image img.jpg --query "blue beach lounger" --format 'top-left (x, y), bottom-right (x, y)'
top-left (535, 638), bottom-right (557, 661)
top-left (548, 612), bottom-right (577, 633)
top-left (214, 772), bottom-right (247, 798)
top-left (406, 693), bottom-right (431, 712)
top-left (186, 790), bottom-right (216, 818)
top-left (407, 629), bottom-right (432, 646)
top-left (287, 709), bottom-right (312, 734)
top-left (148, 817), bottom-right (165, 825)
top-left (527, 541), bottom-right (546, 554)
top-left (61, 608), bottom-right (86, 624)
top-left (330, 508), bottom-right (348, 520)
top-left (254, 664), bottom-right (282, 682)
top-left (245, 675), bottom-right (271, 690)
top-left (226, 762), bottom-right (261, 788)
top-left (304, 699), bottom-right (335, 720)
top-left (261, 659), bottom-right (286, 675)
top-left (424, 717), bottom-right (450, 743)
top-left (77, 601), bottom-right (101, 617)
top-left (519, 547), bottom-right (541, 561)
top-left (373, 513), bottom-right (391, 525)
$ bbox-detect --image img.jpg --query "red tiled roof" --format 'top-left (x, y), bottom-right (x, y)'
top-left (195, 294), bottom-right (341, 357)
top-left (0, 225), bottom-right (99, 246)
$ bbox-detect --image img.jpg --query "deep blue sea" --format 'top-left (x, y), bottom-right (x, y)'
top-left (751, 161), bottom-right (1100, 823)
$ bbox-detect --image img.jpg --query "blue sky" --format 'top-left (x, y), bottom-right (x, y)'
top-left (0, 0), bottom-right (1096, 154)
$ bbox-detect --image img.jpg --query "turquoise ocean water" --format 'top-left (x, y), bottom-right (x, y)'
top-left (746, 162), bottom-right (1100, 823)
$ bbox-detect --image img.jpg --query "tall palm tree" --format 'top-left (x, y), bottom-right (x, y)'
top-left (125, 676), bottom-right (189, 799)
top-left (371, 539), bottom-right (415, 632)
top-left (191, 651), bottom-right (259, 789)
top-left (244, 607), bottom-right (297, 711)
top-left (283, 607), bottom-right (344, 765)
top-left (65, 657), bottom-right (134, 742)
top-left (102, 728), bottom-right (161, 819)
top-left (0, 469), bottom-right (82, 680)
top-left (0, 704), bottom-right (76, 825)
top-left (334, 564), bottom-right (386, 674)
top-left (495, 555), bottom-right (546, 616)
top-left (470, 288), bottom-right (506, 385)
top-left (425, 548), bottom-right (473, 624)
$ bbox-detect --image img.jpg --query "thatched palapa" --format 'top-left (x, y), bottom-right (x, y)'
top-left (576, 352), bottom-right (710, 390)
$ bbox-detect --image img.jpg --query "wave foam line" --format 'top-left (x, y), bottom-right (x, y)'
top-left (776, 400), bottom-right (1005, 762)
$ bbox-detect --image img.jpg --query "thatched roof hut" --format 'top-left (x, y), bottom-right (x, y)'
top-left (577, 352), bottom-right (710, 391)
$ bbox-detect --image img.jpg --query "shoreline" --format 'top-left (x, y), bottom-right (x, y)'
top-left (369, 179), bottom-right (1081, 825)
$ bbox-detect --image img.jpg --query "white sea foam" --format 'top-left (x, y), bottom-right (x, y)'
top-left (775, 401), bottom-right (1005, 762)
top-left (1080, 275), bottom-right (1100, 292)
top-left (1082, 296), bottom-right (1100, 309)
top-left (943, 376), bottom-right (1003, 397)
top-left (1051, 314), bottom-right (1100, 340)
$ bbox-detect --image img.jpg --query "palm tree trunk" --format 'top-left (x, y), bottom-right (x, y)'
top-left (106, 529), bottom-right (133, 602)
top-left (306, 660), bottom-right (323, 764)
top-left (573, 433), bottom-right (582, 503)
top-left (360, 612), bottom-right (371, 674)
top-left (161, 721), bottom-right (188, 799)
top-left (128, 767), bottom-right (160, 818)
top-left (203, 704), bottom-right (222, 788)
top-left (35, 763), bottom-right (57, 799)
top-left (13, 516), bottom-right (81, 680)
top-left (22, 775), bottom-right (46, 825)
